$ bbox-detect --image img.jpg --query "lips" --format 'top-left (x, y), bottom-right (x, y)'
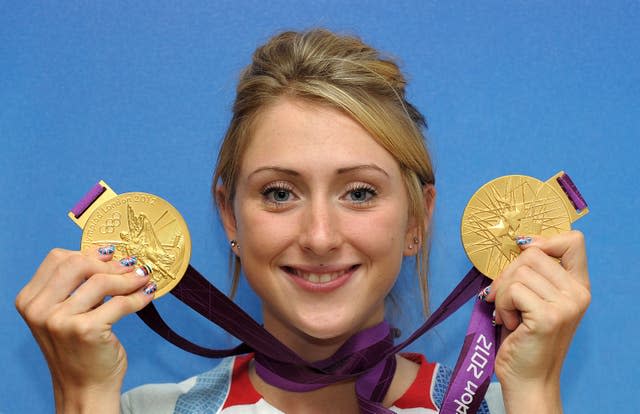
top-left (282, 264), bottom-right (359, 289)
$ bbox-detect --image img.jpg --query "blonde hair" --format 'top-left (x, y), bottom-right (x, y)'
top-left (213, 29), bottom-right (435, 314)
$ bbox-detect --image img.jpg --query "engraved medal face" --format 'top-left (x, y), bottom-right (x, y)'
top-left (461, 175), bottom-right (571, 279)
top-left (80, 192), bottom-right (191, 298)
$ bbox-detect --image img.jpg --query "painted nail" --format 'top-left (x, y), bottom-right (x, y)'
top-left (98, 245), bottom-right (115, 255)
top-left (120, 256), bottom-right (137, 267)
top-left (135, 264), bottom-right (153, 277)
top-left (478, 286), bottom-right (491, 301)
top-left (491, 309), bottom-right (497, 327)
top-left (143, 282), bottom-right (157, 295)
top-left (515, 236), bottom-right (533, 246)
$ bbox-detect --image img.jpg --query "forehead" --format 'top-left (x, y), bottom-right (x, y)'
top-left (242, 97), bottom-right (400, 174)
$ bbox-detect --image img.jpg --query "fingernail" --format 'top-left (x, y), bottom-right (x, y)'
top-left (120, 256), bottom-right (137, 267)
top-left (98, 245), bottom-right (115, 255)
top-left (515, 236), bottom-right (533, 246)
top-left (135, 264), bottom-right (153, 277)
top-left (491, 309), bottom-right (497, 327)
top-left (478, 286), bottom-right (491, 301)
top-left (143, 282), bottom-right (157, 295)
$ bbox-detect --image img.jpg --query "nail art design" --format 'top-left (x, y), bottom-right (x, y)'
top-left (515, 236), bottom-right (533, 246)
top-left (135, 264), bottom-right (153, 277)
top-left (98, 245), bottom-right (115, 255)
top-left (143, 282), bottom-right (157, 295)
top-left (478, 286), bottom-right (491, 301)
top-left (120, 256), bottom-right (138, 266)
top-left (491, 309), bottom-right (497, 327)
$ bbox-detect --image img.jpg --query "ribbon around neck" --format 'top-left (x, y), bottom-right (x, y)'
top-left (137, 266), bottom-right (496, 413)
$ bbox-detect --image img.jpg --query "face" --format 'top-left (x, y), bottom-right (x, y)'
top-left (220, 97), bottom-right (419, 354)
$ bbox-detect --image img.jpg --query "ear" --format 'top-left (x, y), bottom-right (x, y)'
top-left (215, 184), bottom-right (237, 242)
top-left (403, 184), bottom-right (436, 256)
top-left (423, 184), bottom-right (436, 223)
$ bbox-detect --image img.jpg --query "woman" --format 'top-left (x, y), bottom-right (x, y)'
top-left (16, 29), bottom-right (590, 413)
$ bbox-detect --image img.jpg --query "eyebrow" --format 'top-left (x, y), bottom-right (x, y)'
top-left (248, 164), bottom-right (390, 179)
top-left (336, 164), bottom-right (390, 177)
top-left (248, 166), bottom-right (300, 179)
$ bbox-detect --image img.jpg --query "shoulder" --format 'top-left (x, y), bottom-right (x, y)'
top-left (121, 356), bottom-right (236, 414)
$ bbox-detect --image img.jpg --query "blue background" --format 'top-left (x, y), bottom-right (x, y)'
top-left (2, 2), bottom-right (638, 412)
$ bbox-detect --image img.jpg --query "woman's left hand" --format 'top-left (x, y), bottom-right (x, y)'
top-left (484, 231), bottom-right (591, 412)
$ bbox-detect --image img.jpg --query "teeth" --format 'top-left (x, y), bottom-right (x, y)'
top-left (296, 270), bottom-right (346, 284)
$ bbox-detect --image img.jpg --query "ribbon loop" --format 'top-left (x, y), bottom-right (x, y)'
top-left (137, 266), bottom-right (496, 413)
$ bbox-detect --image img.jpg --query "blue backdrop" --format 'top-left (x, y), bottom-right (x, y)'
top-left (2, 2), bottom-right (638, 412)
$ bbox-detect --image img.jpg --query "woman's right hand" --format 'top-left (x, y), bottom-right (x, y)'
top-left (15, 247), bottom-right (155, 413)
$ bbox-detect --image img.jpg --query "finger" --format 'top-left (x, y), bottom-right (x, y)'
top-left (16, 248), bottom-right (76, 309)
top-left (490, 263), bottom-right (565, 328)
top-left (484, 248), bottom-right (564, 303)
top-left (494, 281), bottom-right (541, 331)
top-left (62, 268), bottom-right (151, 314)
top-left (84, 245), bottom-right (139, 276)
top-left (517, 232), bottom-right (589, 287)
top-left (508, 247), bottom-right (573, 294)
top-left (501, 264), bottom-right (561, 303)
top-left (89, 282), bottom-right (157, 326)
top-left (88, 242), bottom-right (141, 277)
top-left (17, 246), bottom-right (131, 311)
top-left (33, 254), bottom-right (137, 309)
top-left (83, 245), bottom-right (121, 312)
top-left (83, 244), bottom-right (118, 262)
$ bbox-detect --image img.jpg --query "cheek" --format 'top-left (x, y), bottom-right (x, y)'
top-left (346, 212), bottom-right (408, 288)
top-left (236, 209), bottom-right (298, 255)
top-left (348, 211), bottom-right (408, 253)
top-left (349, 215), bottom-right (405, 296)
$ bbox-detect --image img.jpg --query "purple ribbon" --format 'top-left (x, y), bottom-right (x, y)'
top-left (69, 182), bottom-right (105, 218)
top-left (136, 266), bottom-right (495, 413)
top-left (441, 298), bottom-right (497, 413)
top-left (556, 174), bottom-right (588, 212)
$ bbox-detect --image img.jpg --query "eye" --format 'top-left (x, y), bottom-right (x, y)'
top-left (345, 184), bottom-right (377, 204)
top-left (271, 188), bottom-right (291, 202)
top-left (261, 182), bottom-right (295, 204)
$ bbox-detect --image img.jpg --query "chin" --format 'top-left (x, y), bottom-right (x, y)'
top-left (262, 299), bottom-right (386, 354)
top-left (299, 324), bottom-right (351, 342)
top-left (293, 310), bottom-right (379, 344)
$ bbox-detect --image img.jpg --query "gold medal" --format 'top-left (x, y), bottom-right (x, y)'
top-left (69, 181), bottom-right (191, 299)
top-left (461, 172), bottom-right (588, 279)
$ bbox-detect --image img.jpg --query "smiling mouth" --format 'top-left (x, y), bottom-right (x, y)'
top-left (283, 265), bottom-right (359, 284)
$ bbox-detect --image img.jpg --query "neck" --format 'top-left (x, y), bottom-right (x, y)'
top-left (256, 309), bottom-right (397, 410)
top-left (269, 325), bottom-right (354, 362)
top-left (249, 354), bottom-right (420, 413)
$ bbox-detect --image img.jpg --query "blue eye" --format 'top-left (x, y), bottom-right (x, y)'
top-left (347, 185), bottom-right (376, 203)
top-left (270, 188), bottom-right (291, 202)
top-left (261, 182), bottom-right (294, 204)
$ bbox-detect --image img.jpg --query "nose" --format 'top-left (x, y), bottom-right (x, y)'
top-left (298, 198), bottom-right (342, 256)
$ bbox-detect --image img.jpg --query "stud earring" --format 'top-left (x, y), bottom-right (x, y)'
top-left (413, 236), bottom-right (420, 245)
top-left (230, 240), bottom-right (239, 249)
